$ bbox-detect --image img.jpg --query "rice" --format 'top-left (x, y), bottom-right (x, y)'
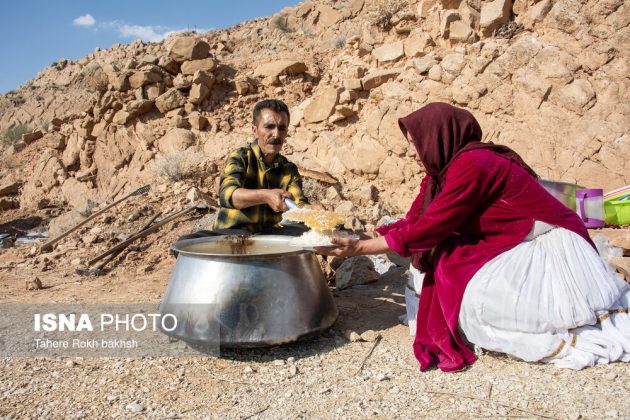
top-left (290, 230), bottom-right (334, 247)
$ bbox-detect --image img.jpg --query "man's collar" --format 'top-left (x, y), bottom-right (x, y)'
top-left (251, 141), bottom-right (283, 169)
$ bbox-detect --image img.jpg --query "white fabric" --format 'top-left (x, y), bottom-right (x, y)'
top-left (459, 222), bottom-right (630, 369)
top-left (404, 266), bottom-right (425, 336)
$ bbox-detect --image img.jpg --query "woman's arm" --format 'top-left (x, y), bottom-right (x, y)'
top-left (316, 236), bottom-right (390, 257)
top-left (384, 151), bottom-right (505, 257)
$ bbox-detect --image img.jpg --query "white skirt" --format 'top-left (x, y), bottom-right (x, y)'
top-left (459, 222), bottom-right (630, 370)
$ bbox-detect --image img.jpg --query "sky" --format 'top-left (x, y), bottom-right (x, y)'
top-left (0, 0), bottom-right (300, 94)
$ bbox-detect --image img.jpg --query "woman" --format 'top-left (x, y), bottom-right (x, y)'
top-left (318, 102), bottom-right (630, 372)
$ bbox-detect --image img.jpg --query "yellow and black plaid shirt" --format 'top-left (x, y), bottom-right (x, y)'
top-left (213, 141), bottom-right (309, 232)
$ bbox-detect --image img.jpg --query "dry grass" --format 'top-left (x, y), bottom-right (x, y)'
top-left (272, 15), bottom-right (291, 32)
top-left (152, 149), bottom-right (203, 182)
top-left (3, 123), bottom-right (30, 146)
top-left (302, 177), bottom-right (329, 203)
top-left (368, 0), bottom-right (409, 31)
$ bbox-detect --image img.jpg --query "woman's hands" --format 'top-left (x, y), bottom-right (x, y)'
top-left (316, 237), bottom-right (362, 257)
top-left (315, 235), bottom-right (390, 257)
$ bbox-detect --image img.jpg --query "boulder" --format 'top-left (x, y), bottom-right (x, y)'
top-left (361, 69), bottom-right (402, 91)
top-left (417, 0), bottom-right (439, 18)
top-left (189, 83), bottom-right (210, 105)
top-left (0, 198), bottom-right (18, 211)
top-left (126, 99), bottom-right (155, 118)
top-left (349, 0), bottom-right (365, 14)
top-left (512, 68), bottom-right (551, 107)
top-left (46, 133), bottom-right (66, 150)
top-left (144, 82), bottom-right (165, 100)
top-left (377, 102), bottom-right (414, 156)
top-left (188, 112), bottom-right (208, 130)
top-left (128, 70), bottom-right (162, 89)
top-left (480, 0), bottom-right (512, 36)
top-left (303, 86), bottom-right (339, 124)
top-left (521, 0), bottom-right (553, 28)
top-left (181, 58), bottom-right (218, 75)
top-left (336, 200), bottom-right (354, 213)
top-left (440, 10), bottom-right (461, 38)
top-left (168, 37), bottom-right (211, 63)
top-left (62, 134), bottom-right (84, 168)
top-left (338, 90), bottom-right (358, 104)
top-left (378, 156), bottom-right (406, 184)
top-left (60, 178), bottom-right (99, 214)
top-left (533, 46), bottom-right (579, 84)
top-left (334, 256), bottom-right (380, 290)
top-left (556, 79), bottom-right (596, 114)
top-left (91, 126), bottom-right (138, 183)
top-left (102, 63), bottom-right (131, 91)
top-left (192, 70), bottom-right (216, 89)
top-left (316, 4), bottom-right (343, 27)
top-left (343, 78), bottom-right (363, 91)
top-left (22, 130), bottom-right (43, 144)
top-left (611, 256), bottom-right (630, 282)
top-left (350, 184), bottom-right (377, 205)
top-left (234, 79), bottom-right (251, 95)
top-left (440, 53), bottom-right (466, 79)
top-left (404, 30), bottom-right (434, 58)
top-left (48, 210), bottom-right (86, 238)
top-left (413, 55), bottom-right (438, 74)
top-left (494, 35), bottom-right (543, 74)
top-left (253, 60), bottom-right (307, 79)
top-left (339, 134), bottom-right (387, 175)
top-left (158, 56), bottom-right (180, 74)
top-left (158, 128), bottom-right (196, 153)
top-left (112, 110), bottom-right (131, 125)
top-left (545, 0), bottom-right (582, 34)
top-left (155, 88), bottom-right (187, 114)
top-left (449, 21), bottom-right (476, 43)
top-left (372, 42), bottom-right (404, 62)
top-left (25, 278), bottom-right (43, 291)
top-left (173, 74), bottom-right (192, 90)
top-left (0, 181), bottom-right (22, 197)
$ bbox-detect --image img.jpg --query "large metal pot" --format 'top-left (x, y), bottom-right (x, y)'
top-left (159, 235), bottom-right (338, 348)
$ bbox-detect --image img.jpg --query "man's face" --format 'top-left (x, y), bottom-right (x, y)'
top-left (252, 108), bottom-right (289, 160)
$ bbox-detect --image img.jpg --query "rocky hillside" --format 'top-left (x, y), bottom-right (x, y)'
top-left (0, 0), bottom-right (628, 223)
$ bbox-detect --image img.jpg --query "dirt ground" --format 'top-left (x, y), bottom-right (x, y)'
top-left (1, 208), bottom-right (629, 419)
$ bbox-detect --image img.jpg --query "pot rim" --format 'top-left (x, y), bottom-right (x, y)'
top-left (171, 235), bottom-right (310, 258)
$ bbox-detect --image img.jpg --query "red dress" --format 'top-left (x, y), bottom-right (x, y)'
top-left (376, 149), bottom-right (592, 372)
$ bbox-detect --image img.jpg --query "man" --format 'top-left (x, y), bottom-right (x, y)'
top-left (213, 99), bottom-right (315, 234)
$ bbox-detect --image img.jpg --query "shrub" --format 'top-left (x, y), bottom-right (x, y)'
top-left (370, 0), bottom-right (408, 31)
top-left (272, 15), bottom-right (291, 32)
top-left (3, 123), bottom-right (30, 146)
top-left (152, 149), bottom-right (203, 182)
top-left (89, 77), bottom-right (109, 94)
top-left (302, 177), bottom-right (329, 203)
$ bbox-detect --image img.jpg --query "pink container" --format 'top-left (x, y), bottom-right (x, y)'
top-left (576, 188), bottom-right (605, 228)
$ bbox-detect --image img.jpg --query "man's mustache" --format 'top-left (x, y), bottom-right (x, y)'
top-left (268, 138), bottom-right (283, 145)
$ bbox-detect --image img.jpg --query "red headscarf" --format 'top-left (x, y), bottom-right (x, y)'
top-left (399, 102), bottom-right (538, 211)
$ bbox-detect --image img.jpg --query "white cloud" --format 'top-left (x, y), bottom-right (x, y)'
top-left (118, 24), bottom-right (165, 42)
top-left (73, 14), bottom-right (96, 27)
top-left (76, 17), bottom-right (210, 43)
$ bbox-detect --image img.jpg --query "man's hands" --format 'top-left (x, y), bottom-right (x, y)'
top-left (262, 189), bottom-right (293, 212)
top-left (230, 188), bottom-right (293, 211)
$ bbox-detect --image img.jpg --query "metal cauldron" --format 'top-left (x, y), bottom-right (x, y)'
top-left (159, 235), bottom-right (338, 348)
